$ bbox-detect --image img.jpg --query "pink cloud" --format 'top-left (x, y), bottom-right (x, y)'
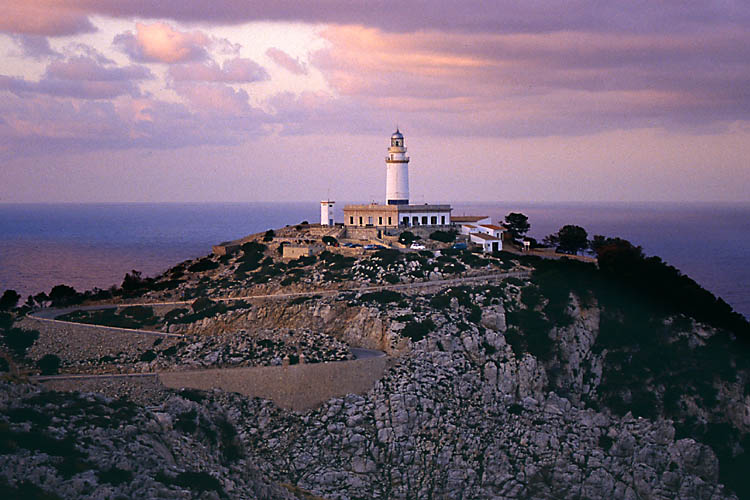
top-left (1, 1), bottom-right (95, 36)
top-left (114, 22), bottom-right (209, 63)
top-left (266, 48), bottom-right (307, 75)
top-left (168, 58), bottom-right (268, 83)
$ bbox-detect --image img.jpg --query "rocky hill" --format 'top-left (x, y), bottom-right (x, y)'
top-left (2, 239), bottom-right (750, 498)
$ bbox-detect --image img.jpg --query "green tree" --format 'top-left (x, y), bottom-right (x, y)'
top-left (504, 213), bottom-right (530, 241)
top-left (263, 229), bottom-right (275, 242)
top-left (545, 225), bottom-right (589, 255)
top-left (322, 236), bottom-right (338, 246)
top-left (0, 290), bottom-right (21, 310)
top-left (398, 231), bottom-right (416, 245)
top-left (48, 284), bottom-right (80, 307)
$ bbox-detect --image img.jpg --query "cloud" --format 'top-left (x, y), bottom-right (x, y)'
top-left (11, 34), bottom-right (60, 59)
top-left (0, 56), bottom-right (152, 100)
top-left (1, 1), bottom-right (95, 36)
top-left (8, 1), bottom-right (750, 36)
top-left (114, 22), bottom-right (210, 63)
top-left (168, 58), bottom-right (268, 83)
top-left (307, 25), bottom-right (750, 136)
top-left (266, 48), bottom-right (307, 75)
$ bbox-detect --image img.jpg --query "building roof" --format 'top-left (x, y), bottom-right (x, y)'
top-left (452, 215), bottom-right (488, 223)
top-left (479, 224), bottom-right (505, 231)
top-left (470, 233), bottom-right (500, 241)
top-left (397, 204), bottom-right (452, 213)
top-left (462, 224), bottom-right (477, 228)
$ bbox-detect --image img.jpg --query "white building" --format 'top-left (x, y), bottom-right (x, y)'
top-left (386, 129), bottom-right (409, 205)
top-left (470, 232), bottom-right (502, 253)
top-left (343, 130), bottom-right (452, 227)
top-left (476, 223), bottom-right (505, 239)
top-left (320, 200), bottom-right (335, 226)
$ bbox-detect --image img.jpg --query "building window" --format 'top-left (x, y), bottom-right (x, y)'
top-left (388, 217), bottom-right (392, 225)
top-left (421, 216), bottom-right (428, 224)
top-left (368, 216), bottom-right (373, 225)
top-left (441, 216), bottom-right (446, 224)
top-left (349, 216), bottom-right (354, 225)
top-left (412, 216), bottom-right (419, 225)
top-left (431, 216), bottom-right (437, 225)
top-left (402, 216), bottom-right (409, 225)
top-left (359, 216), bottom-right (363, 225)
top-left (379, 216), bottom-right (383, 225)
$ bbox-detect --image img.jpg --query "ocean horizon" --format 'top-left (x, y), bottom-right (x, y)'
top-left (1, 201), bottom-right (748, 319)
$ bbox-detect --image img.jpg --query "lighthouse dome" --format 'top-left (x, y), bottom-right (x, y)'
top-left (391, 129), bottom-right (403, 140)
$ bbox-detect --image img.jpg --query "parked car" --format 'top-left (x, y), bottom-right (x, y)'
top-left (363, 244), bottom-right (378, 250)
top-left (452, 242), bottom-right (468, 250)
top-left (410, 243), bottom-right (426, 250)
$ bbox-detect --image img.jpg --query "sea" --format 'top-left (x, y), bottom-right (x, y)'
top-left (0, 202), bottom-right (748, 319)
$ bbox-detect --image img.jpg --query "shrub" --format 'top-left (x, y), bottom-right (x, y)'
top-left (120, 305), bottom-right (154, 321)
top-left (164, 308), bottom-right (189, 322)
top-left (429, 230), bottom-right (458, 243)
top-left (401, 318), bottom-right (435, 342)
top-left (98, 467), bottom-right (133, 486)
top-left (0, 357), bottom-right (8, 372)
top-left (2, 328), bottom-right (39, 357)
top-left (139, 350), bottom-right (157, 362)
top-left (191, 297), bottom-right (214, 313)
top-left (172, 471), bottom-right (224, 494)
top-left (322, 235), bottom-right (338, 246)
top-left (48, 284), bottom-right (81, 307)
top-left (188, 258), bottom-right (219, 273)
top-left (359, 290), bottom-right (403, 304)
top-left (430, 295), bottom-right (452, 310)
top-left (399, 231), bottom-right (416, 245)
top-left (0, 290), bottom-right (20, 310)
top-left (36, 354), bottom-right (61, 375)
top-left (263, 229), bottom-right (275, 242)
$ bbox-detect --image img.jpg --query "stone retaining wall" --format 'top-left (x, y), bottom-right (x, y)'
top-left (159, 355), bottom-right (389, 411)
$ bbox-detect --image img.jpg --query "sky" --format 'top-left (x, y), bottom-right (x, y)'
top-left (1, 1), bottom-right (749, 203)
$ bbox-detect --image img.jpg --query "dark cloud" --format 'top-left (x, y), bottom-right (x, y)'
top-left (11, 34), bottom-right (60, 59)
top-left (11, 1), bottom-right (750, 35)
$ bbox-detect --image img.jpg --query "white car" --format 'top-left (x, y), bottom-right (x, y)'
top-left (410, 243), bottom-right (426, 250)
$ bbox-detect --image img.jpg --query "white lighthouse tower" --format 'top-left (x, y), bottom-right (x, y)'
top-left (385, 129), bottom-right (409, 205)
top-left (320, 200), bottom-right (335, 226)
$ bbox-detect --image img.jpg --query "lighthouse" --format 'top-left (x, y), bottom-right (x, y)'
top-left (385, 129), bottom-right (409, 205)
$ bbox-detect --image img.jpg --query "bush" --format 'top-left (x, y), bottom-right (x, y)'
top-left (48, 285), bottom-right (81, 307)
top-left (399, 231), bottom-right (416, 245)
top-left (0, 290), bottom-right (20, 310)
top-left (36, 354), bottom-right (61, 375)
top-left (2, 328), bottom-right (39, 357)
top-left (188, 258), bottom-right (219, 273)
top-left (429, 230), bottom-right (458, 243)
top-left (120, 305), bottom-right (154, 321)
top-left (359, 290), bottom-right (403, 304)
top-left (401, 318), bottom-right (435, 342)
top-left (322, 235), bottom-right (338, 246)
top-left (263, 229), bottom-right (275, 242)
top-left (191, 297), bottom-right (214, 313)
